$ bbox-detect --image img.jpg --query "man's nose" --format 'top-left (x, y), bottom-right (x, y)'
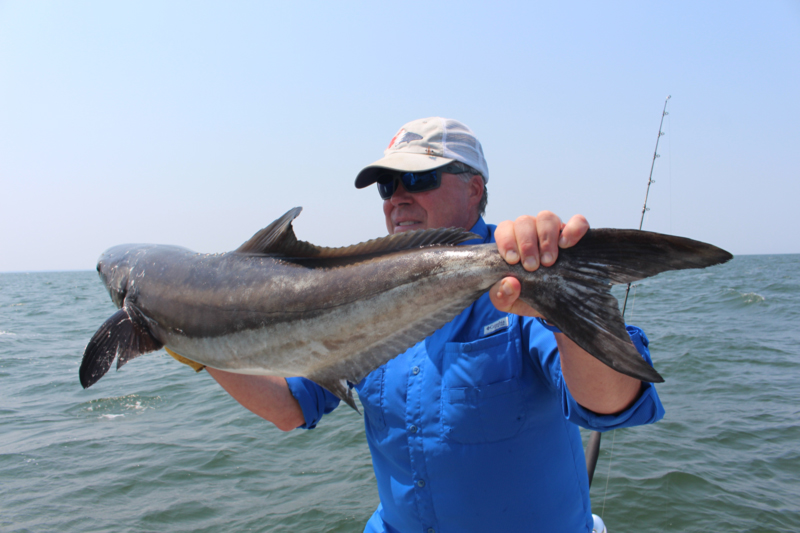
top-left (390, 182), bottom-right (413, 205)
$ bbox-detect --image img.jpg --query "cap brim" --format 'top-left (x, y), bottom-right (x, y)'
top-left (354, 153), bottom-right (453, 189)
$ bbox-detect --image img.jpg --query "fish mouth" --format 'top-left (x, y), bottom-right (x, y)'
top-left (97, 254), bottom-right (129, 308)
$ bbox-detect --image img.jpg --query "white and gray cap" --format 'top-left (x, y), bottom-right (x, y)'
top-left (354, 117), bottom-right (489, 188)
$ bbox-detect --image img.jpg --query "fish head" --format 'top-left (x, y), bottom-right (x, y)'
top-left (96, 245), bottom-right (138, 308)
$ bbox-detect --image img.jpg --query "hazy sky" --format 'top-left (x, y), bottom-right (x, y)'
top-left (1, 1), bottom-right (798, 272)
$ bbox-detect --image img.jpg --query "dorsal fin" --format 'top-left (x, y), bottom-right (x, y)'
top-left (235, 206), bottom-right (304, 254)
top-left (235, 207), bottom-right (480, 258)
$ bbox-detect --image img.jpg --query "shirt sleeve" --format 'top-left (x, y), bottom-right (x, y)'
top-left (285, 377), bottom-right (340, 429)
top-left (527, 321), bottom-right (665, 431)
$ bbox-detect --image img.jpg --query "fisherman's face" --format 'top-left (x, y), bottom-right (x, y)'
top-left (383, 173), bottom-right (483, 234)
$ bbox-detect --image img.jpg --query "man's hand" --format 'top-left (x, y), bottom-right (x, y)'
top-left (490, 211), bottom-right (589, 316)
top-left (489, 211), bottom-right (642, 414)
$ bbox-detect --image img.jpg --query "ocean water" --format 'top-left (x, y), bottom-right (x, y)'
top-left (1, 255), bottom-right (798, 532)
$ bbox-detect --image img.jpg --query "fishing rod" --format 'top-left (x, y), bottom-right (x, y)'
top-left (585, 95), bottom-right (672, 489)
top-left (620, 94), bottom-right (671, 315)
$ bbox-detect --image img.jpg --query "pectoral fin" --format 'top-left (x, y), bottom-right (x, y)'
top-left (79, 306), bottom-right (163, 388)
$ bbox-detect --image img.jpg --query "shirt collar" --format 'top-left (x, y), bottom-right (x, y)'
top-left (461, 217), bottom-right (492, 245)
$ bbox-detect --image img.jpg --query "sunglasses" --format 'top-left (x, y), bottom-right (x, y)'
top-left (376, 168), bottom-right (443, 200)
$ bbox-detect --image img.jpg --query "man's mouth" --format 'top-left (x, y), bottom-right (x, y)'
top-left (397, 221), bottom-right (418, 226)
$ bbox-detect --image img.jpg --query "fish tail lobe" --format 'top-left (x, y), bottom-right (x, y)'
top-left (517, 229), bottom-right (731, 383)
top-left (79, 306), bottom-right (164, 388)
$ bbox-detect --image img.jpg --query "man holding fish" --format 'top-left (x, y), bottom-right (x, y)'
top-left (201, 118), bottom-right (665, 532)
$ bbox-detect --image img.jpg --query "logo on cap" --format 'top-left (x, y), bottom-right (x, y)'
top-left (387, 128), bottom-right (423, 150)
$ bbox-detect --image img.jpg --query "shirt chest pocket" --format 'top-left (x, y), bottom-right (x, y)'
top-left (357, 366), bottom-right (387, 433)
top-left (441, 330), bottom-right (528, 444)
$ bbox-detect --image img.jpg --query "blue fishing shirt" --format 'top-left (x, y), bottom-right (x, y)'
top-left (286, 218), bottom-right (665, 533)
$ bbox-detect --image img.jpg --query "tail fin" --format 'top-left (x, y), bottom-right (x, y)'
top-left (79, 305), bottom-right (163, 388)
top-left (519, 229), bottom-right (732, 383)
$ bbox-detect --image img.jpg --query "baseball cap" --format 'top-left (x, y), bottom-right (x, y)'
top-left (354, 117), bottom-right (490, 188)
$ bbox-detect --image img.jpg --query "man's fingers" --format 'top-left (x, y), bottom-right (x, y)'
top-left (535, 211), bottom-right (562, 267)
top-left (514, 215), bottom-right (540, 271)
top-left (495, 220), bottom-right (521, 264)
top-left (559, 214), bottom-right (590, 248)
top-left (496, 212), bottom-right (589, 270)
top-left (496, 217), bottom-right (542, 270)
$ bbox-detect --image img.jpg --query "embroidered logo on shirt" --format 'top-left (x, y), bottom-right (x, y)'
top-left (483, 316), bottom-right (509, 336)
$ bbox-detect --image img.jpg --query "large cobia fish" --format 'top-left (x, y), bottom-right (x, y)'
top-left (80, 207), bottom-right (732, 410)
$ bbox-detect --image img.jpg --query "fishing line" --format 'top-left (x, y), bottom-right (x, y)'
top-left (600, 428), bottom-right (617, 518)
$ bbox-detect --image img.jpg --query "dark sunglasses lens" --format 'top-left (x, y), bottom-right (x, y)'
top-left (376, 176), bottom-right (396, 200)
top-left (377, 181), bottom-right (395, 200)
top-left (402, 169), bottom-right (440, 192)
top-left (377, 169), bottom-right (440, 199)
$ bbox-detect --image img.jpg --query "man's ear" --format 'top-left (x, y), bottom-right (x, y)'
top-left (467, 174), bottom-right (484, 206)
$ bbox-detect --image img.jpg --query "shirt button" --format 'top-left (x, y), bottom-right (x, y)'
top-left (411, 366), bottom-right (420, 375)
top-left (409, 425), bottom-right (417, 433)
top-left (428, 529), bottom-right (435, 533)
top-left (416, 479), bottom-right (425, 488)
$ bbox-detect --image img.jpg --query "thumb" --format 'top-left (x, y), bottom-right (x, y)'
top-left (489, 277), bottom-right (543, 317)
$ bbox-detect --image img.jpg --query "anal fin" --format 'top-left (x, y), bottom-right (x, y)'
top-left (307, 375), bottom-right (359, 413)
